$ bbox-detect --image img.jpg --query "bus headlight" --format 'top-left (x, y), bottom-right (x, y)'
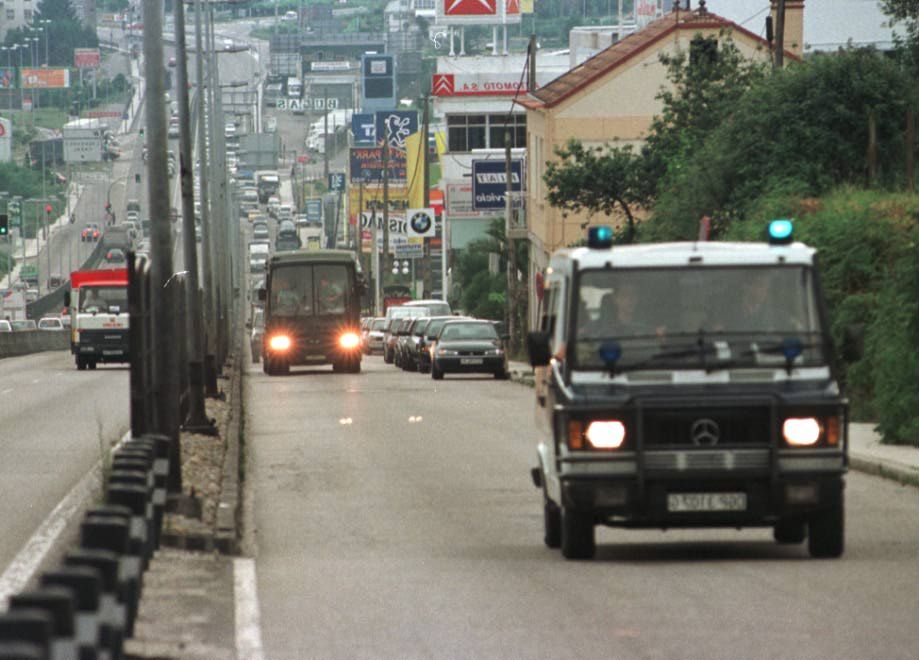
top-left (783, 417), bottom-right (822, 447)
top-left (268, 334), bottom-right (292, 351)
top-left (339, 332), bottom-right (360, 350)
top-left (585, 421), bottom-right (626, 449)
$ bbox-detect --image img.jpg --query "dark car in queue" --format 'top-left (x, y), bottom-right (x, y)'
top-left (430, 319), bottom-right (509, 380)
top-left (258, 250), bottom-right (365, 375)
top-left (398, 317), bottom-right (432, 372)
top-left (392, 317), bottom-right (417, 369)
top-left (415, 316), bottom-right (465, 374)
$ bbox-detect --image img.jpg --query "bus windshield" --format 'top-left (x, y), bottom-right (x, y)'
top-left (270, 264), bottom-right (352, 317)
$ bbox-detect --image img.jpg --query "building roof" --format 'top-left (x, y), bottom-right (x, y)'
top-left (529, 5), bottom-right (796, 109)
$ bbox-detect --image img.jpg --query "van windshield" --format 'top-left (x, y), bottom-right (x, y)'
top-left (572, 266), bottom-right (826, 370)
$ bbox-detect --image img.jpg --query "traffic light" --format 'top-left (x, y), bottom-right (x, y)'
top-left (0, 214), bottom-right (8, 237)
top-left (45, 204), bottom-right (52, 216)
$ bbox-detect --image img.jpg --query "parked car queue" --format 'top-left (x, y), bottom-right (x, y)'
top-left (360, 312), bottom-right (510, 380)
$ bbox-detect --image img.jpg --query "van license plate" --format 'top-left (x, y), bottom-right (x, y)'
top-left (460, 358), bottom-right (483, 365)
top-left (667, 492), bottom-right (747, 512)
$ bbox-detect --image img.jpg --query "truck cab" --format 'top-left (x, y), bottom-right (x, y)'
top-left (259, 250), bottom-right (365, 375)
top-left (66, 268), bottom-right (130, 370)
top-left (527, 222), bottom-right (849, 560)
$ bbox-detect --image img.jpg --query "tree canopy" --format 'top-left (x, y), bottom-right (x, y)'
top-left (4, 0), bottom-right (98, 67)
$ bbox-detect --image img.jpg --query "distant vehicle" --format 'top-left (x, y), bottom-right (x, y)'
top-left (11, 320), bottom-right (37, 331)
top-left (275, 236), bottom-right (301, 252)
top-left (286, 76), bottom-right (302, 99)
top-left (277, 219), bottom-right (297, 240)
top-left (168, 121), bottom-right (180, 139)
top-left (362, 317), bottom-right (386, 355)
top-left (66, 268), bottom-right (130, 369)
top-left (252, 222), bottom-right (269, 240)
top-left (38, 317), bottom-right (65, 331)
top-left (249, 306), bottom-right (265, 363)
top-left (264, 117), bottom-right (278, 133)
top-left (430, 320), bottom-right (508, 380)
top-left (81, 223), bottom-right (101, 242)
top-left (257, 171), bottom-right (280, 203)
top-left (281, 10), bottom-right (298, 21)
top-left (167, 56), bottom-right (177, 67)
top-left (105, 248), bottom-right (127, 263)
top-left (258, 249), bottom-right (366, 375)
top-left (0, 320), bottom-right (11, 333)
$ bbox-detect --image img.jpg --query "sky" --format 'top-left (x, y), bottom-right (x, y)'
top-left (701, 0), bottom-right (903, 51)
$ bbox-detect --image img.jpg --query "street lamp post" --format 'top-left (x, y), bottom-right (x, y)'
top-left (16, 44), bottom-right (25, 112)
top-left (38, 20), bottom-right (51, 65)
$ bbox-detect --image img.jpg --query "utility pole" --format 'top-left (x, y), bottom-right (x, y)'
top-left (421, 95), bottom-right (431, 299)
top-left (505, 132), bottom-right (516, 354)
top-left (176, 0), bottom-right (215, 433)
top-left (143, 0), bottom-right (182, 492)
top-left (194, 0), bottom-right (218, 395)
top-left (382, 135), bottom-right (390, 290)
top-left (773, 0), bottom-right (786, 70)
top-left (323, 86), bottom-right (330, 180)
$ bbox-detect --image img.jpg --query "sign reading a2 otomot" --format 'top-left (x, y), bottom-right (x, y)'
top-left (74, 48), bottom-right (101, 68)
top-left (21, 68), bottom-right (70, 89)
top-left (432, 73), bottom-right (526, 97)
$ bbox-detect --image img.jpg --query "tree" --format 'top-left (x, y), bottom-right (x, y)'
top-left (648, 48), bottom-right (917, 240)
top-left (882, 0), bottom-right (919, 21)
top-left (543, 140), bottom-right (643, 242)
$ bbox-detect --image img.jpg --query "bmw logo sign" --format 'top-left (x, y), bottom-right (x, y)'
top-left (410, 211), bottom-right (432, 235)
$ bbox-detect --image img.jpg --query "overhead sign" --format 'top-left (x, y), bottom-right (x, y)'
top-left (305, 198), bottom-right (323, 223)
top-left (432, 73), bottom-right (525, 97)
top-left (471, 159), bottom-right (523, 210)
top-left (349, 147), bottom-right (407, 183)
top-left (311, 61), bottom-right (351, 72)
top-left (74, 48), bottom-right (101, 68)
top-left (351, 113), bottom-right (376, 145)
top-left (375, 110), bottom-right (418, 151)
top-left (21, 68), bottom-right (70, 89)
top-left (437, 0), bottom-right (520, 24)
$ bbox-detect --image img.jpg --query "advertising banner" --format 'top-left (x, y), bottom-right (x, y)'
top-left (21, 68), bottom-right (70, 89)
top-left (0, 68), bottom-right (15, 90)
top-left (432, 73), bottom-right (526, 97)
top-left (0, 117), bottom-right (12, 163)
top-left (471, 159), bottom-right (523, 210)
top-left (436, 0), bottom-right (520, 25)
top-left (349, 147), bottom-right (407, 183)
top-left (74, 48), bottom-right (102, 68)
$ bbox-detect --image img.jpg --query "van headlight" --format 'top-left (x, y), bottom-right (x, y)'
top-left (783, 417), bottom-right (822, 447)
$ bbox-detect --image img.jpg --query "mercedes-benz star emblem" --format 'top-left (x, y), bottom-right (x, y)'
top-left (690, 418), bottom-right (721, 446)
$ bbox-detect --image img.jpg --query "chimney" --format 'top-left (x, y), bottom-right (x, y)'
top-left (772, 0), bottom-right (804, 59)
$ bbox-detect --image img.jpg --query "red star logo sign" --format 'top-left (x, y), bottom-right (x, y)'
top-left (506, 0), bottom-right (520, 14)
top-left (445, 0), bottom-right (497, 15)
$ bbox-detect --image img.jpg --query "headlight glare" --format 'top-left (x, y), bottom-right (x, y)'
top-left (339, 332), bottom-right (361, 349)
top-left (783, 417), bottom-right (822, 447)
top-left (585, 420), bottom-right (626, 449)
top-left (268, 334), bottom-right (292, 351)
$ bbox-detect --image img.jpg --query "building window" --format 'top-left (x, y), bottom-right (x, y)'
top-left (6, 8), bottom-right (14, 19)
top-left (23, 8), bottom-right (31, 19)
top-left (447, 113), bottom-right (526, 152)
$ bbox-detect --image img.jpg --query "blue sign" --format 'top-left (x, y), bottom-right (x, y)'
top-left (328, 173), bottom-right (346, 192)
top-left (374, 111), bottom-right (418, 151)
top-left (306, 198), bottom-right (323, 223)
top-left (471, 159), bottom-right (523, 211)
top-left (351, 113), bottom-right (376, 145)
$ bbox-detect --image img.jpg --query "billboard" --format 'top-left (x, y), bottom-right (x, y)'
top-left (21, 68), bottom-right (70, 89)
top-left (74, 48), bottom-right (101, 68)
top-left (436, 0), bottom-right (520, 25)
top-left (360, 54), bottom-right (396, 114)
top-left (0, 68), bottom-right (15, 90)
top-left (349, 147), bottom-right (407, 183)
top-left (351, 113), bottom-right (376, 145)
top-left (471, 159), bottom-right (523, 210)
top-left (374, 110), bottom-right (418, 151)
top-left (0, 118), bottom-right (11, 163)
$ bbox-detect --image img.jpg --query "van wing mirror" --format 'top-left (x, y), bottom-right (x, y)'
top-left (526, 330), bottom-right (551, 367)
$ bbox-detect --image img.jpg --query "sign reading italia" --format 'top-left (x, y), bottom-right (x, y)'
top-left (432, 73), bottom-right (525, 97)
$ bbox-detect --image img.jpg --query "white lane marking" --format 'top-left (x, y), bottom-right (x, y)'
top-left (0, 430), bottom-right (130, 611)
top-left (31, 379), bottom-right (40, 384)
top-left (234, 557), bottom-right (266, 660)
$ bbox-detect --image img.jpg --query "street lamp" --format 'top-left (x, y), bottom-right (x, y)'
top-left (37, 20), bottom-right (51, 65)
top-left (15, 44), bottom-right (26, 111)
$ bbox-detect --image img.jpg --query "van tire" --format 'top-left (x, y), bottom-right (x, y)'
top-left (560, 507), bottom-right (595, 560)
top-left (808, 491), bottom-right (844, 558)
top-left (88, 360), bottom-right (97, 370)
top-left (544, 497), bottom-right (561, 549)
top-left (774, 519), bottom-right (807, 544)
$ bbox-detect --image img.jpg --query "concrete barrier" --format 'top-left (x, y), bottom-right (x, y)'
top-left (0, 330), bottom-right (70, 359)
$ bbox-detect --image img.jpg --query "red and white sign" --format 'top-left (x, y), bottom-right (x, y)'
top-left (506, 0), bottom-right (520, 15)
top-left (445, 0), bottom-right (496, 15)
top-left (74, 48), bottom-right (101, 69)
top-left (21, 68), bottom-right (70, 89)
top-left (85, 110), bottom-right (123, 119)
top-left (636, 0), bottom-right (659, 27)
top-left (432, 73), bottom-right (525, 97)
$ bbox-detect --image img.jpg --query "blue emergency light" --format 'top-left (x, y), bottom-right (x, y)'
top-left (588, 226), bottom-right (614, 249)
top-left (767, 219), bottom-right (794, 245)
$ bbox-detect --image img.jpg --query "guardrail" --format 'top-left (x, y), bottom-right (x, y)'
top-left (0, 330), bottom-right (69, 359)
top-left (0, 432), bottom-right (172, 658)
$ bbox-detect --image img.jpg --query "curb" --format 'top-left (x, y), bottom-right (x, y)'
top-left (215, 351), bottom-right (243, 554)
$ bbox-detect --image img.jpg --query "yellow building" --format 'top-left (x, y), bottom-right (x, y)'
top-left (520, 1), bottom-right (802, 325)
